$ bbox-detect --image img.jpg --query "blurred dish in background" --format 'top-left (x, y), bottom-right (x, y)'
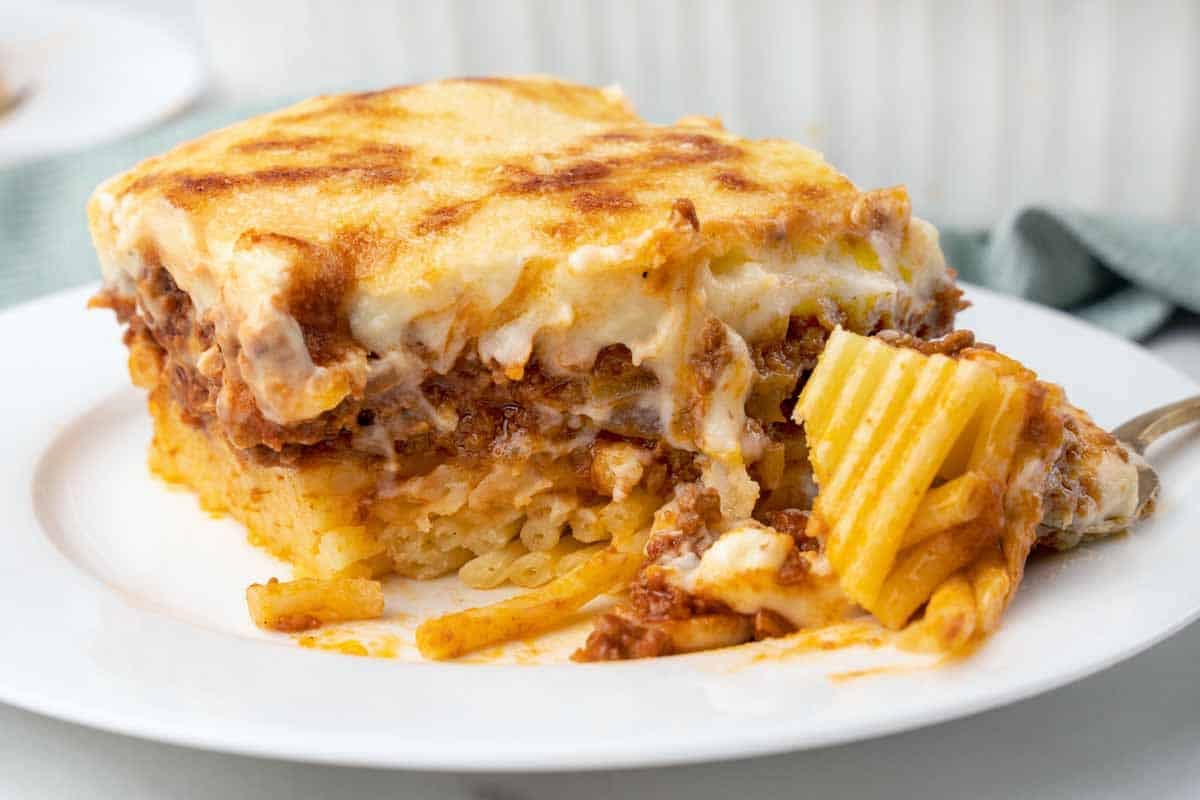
top-left (0, 66), bottom-right (33, 120)
top-left (0, 2), bottom-right (203, 166)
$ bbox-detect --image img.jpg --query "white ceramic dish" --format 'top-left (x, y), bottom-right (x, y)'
top-left (1, 283), bottom-right (1197, 771)
top-left (0, 3), bottom-right (204, 166)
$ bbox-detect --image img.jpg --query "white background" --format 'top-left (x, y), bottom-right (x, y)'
top-left (88, 0), bottom-right (1200, 228)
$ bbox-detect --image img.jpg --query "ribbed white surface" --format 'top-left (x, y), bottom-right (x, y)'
top-left (197, 0), bottom-right (1200, 225)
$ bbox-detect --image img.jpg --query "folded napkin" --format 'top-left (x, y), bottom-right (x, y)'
top-left (940, 210), bottom-right (1200, 340)
top-left (2, 103), bottom-right (1197, 340)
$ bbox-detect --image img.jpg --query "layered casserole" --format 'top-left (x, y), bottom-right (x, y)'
top-left (89, 76), bottom-right (1147, 660)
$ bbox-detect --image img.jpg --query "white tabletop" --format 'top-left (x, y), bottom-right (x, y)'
top-left (2, 326), bottom-right (1196, 800)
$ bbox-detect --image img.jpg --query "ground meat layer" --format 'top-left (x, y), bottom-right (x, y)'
top-left (96, 263), bottom-right (960, 472)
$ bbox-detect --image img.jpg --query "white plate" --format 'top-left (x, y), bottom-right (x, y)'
top-left (1, 283), bottom-right (1198, 771)
top-left (0, 3), bottom-right (204, 166)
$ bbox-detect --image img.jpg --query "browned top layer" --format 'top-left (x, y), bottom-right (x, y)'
top-left (89, 75), bottom-right (928, 323)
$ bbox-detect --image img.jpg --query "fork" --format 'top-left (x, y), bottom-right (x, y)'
top-left (1085, 394), bottom-right (1200, 535)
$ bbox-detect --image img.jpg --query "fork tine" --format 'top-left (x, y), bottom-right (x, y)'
top-left (1111, 395), bottom-right (1200, 455)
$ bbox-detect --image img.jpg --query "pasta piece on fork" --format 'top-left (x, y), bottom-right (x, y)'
top-left (794, 328), bottom-right (997, 614)
top-left (796, 328), bottom-right (1070, 646)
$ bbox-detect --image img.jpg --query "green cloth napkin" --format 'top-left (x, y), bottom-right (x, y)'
top-left (1, 102), bottom-right (276, 306)
top-left (939, 210), bottom-right (1200, 339)
top-left (3, 103), bottom-right (1198, 340)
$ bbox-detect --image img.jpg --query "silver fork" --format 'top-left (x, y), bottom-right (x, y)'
top-left (1089, 394), bottom-right (1200, 535)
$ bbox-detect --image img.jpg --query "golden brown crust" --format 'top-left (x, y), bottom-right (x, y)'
top-left (91, 76), bottom-right (920, 306)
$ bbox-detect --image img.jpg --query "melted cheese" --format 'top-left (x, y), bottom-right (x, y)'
top-left (662, 523), bottom-right (855, 628)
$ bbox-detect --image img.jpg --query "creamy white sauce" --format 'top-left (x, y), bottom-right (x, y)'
top-left (660, 522), bottom-right (851, 627)
top-left (1088, 446), bottom-right (1141, 525)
